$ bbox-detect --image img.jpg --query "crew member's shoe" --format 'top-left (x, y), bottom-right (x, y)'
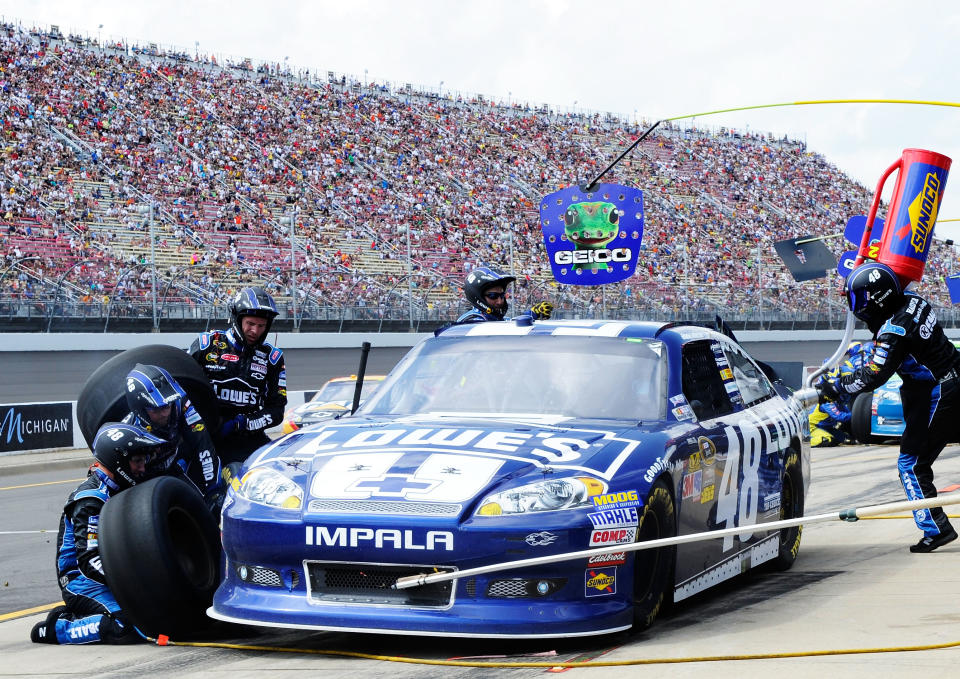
top-left (910, 527), bottom-right (958, 553)
top-left (30, 606), bottom-right (67, 644)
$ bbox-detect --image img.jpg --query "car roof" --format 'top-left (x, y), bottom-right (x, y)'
top-left (436, 319), bottom-right (732, 346)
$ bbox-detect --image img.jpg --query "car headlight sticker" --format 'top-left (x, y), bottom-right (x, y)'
top-left (476, 476), bottom-right (605, 516)
top-left (237, 466), bottom-right (303, 509)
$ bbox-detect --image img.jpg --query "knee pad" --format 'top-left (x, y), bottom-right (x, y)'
top-left (99, 613), bottom-right (144, 645)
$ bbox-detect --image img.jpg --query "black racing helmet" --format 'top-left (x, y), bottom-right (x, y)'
top-left (125, 364), bottom-right (186, 439)
top-left (463, 267), bottom-right (516, 319)
top-left (846, 262), bottom-right (903, 330)
top-left (92, 423), bottom-right (166, 490)
top-left (230, 286), bottom-right (279, 341)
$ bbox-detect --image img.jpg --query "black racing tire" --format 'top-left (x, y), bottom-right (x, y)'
top-left (632, 479), bottom-right (676, 631)
top-left (769, 450), bottom-right (804, 571)
top-left (850, 391), bottom-right (875, 445)
top-left (76, 344), bottom-right (218, 449)
top-left (99, 475), bottom-right (221, 639)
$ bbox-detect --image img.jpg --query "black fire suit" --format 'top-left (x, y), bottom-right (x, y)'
top-left (823, 293), bottom-right (960, 538)
top-left (189, 327), bottom-right (287, 464)
top-left (121, 399), bottom-right (222, 506)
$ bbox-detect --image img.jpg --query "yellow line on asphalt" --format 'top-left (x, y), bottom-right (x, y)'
top-left (0, 478), bottom-right (84, 492)
top-left (0, 603), bottom-right (59, 622)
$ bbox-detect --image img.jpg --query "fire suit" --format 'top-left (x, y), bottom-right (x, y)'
top-left (808, 400), bottom-right (851, 447)
top-left (49, 468), bottom-right (141, 644)
top-left (121, 400), bottom-right (222, 508)
top-left (822, 293), bottom-right (960, 538)
top-left (189, 327), bottom-right (287, 464)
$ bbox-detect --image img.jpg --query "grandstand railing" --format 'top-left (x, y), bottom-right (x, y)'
top-left (6, 294), bottom-right (960, 332)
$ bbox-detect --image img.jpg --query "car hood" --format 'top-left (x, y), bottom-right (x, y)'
top-left (293, 400), bottom-right (351, 416)
top-left (249, 415), bottom-right (665, 512)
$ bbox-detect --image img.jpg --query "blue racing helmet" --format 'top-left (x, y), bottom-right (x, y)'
top-left (846, 262), bottom-right (903, 328)
top-left (125, 363), bottom-right (186, 438)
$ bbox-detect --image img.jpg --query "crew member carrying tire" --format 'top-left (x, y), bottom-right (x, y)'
top-left (30, 424), bottom-right (167, 645)
top-left (189, 287), bottom-right (287, 464)
top-left (121, 363), bottom-right (224, 512)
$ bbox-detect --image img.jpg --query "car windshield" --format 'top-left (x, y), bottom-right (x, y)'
top-left (313, 380), bottom-right (380, 402)
top-left (359, 335), bottom-right (666, 420)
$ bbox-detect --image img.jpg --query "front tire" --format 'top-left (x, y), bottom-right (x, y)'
top-left (632, 479), bottom-right (676, 631)
top-left (99, 476), bottom-right (221, 639)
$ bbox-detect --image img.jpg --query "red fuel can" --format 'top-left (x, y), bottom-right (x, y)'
top-left (855, 148), bottom-right (951, 287)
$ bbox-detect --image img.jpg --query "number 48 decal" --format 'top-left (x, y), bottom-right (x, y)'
top-left (716, 419), bottom-right (763, 551)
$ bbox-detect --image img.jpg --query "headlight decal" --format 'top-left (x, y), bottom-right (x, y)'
top-left (475, 476), bottom-right (606, 516)
top-left (237, 466), bottom-right (304, 509)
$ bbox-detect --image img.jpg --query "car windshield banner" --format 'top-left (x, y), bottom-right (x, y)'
top-left (0, 402), bottom-right (74, 453)
top-left (539, 183), bottom-right (644, 285)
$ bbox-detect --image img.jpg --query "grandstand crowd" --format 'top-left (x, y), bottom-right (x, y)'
top-left (1, 21), bottom-right (957, 323)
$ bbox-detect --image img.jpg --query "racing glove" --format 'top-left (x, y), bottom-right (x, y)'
top-left (219, 414), bottom-right (247, 438)
top-left (530, 301), bottom-right (554, 320)
top-left (817, 379), bottom-right (843, 403)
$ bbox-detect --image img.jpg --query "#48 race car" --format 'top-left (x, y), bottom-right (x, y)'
top-left (208, 320), bottom-right (810, 638)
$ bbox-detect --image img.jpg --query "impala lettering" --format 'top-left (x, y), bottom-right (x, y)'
top-left (306, 526), bottom-right (454, 551)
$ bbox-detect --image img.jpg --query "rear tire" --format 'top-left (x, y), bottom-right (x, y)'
top-left (850, 392), bottom-right (875, 445)
top-left (770, 450), bottom-right (803, 571)
top-left (99, 476), bottom-right (221, 639)
top-left (76, 344), bottom-right (218, 449)
top-left (632, 479), bottom-right (676, 631)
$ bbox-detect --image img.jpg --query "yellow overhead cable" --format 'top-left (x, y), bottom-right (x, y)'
top-left (665, 98), bottom-right (960, 121)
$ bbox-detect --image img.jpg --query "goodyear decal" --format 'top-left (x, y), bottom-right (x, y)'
top-left (584, 567), bottom-right (617, 596)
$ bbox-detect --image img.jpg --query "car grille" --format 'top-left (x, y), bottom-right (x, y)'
top-left (236, 564), bottom-right (300, 589)
top-left (306, 562), bottom-right (455, 607)
top-left (307, 499), bottom-right (462, 516)
top-left (487, 579), bottom-right (529, 598)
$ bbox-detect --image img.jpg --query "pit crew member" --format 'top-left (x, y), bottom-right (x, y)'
top-left (190, 286), bottom-right (287, 464)
top-left (455, 266), bottom-right (553, 324)
top-left (819, 262), bottom-right (960, 552)
top-left (30, 423), bottom-right (166, 645)
top-left (121, 363), bottom-right (223, 510)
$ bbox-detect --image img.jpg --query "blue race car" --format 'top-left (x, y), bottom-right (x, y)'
top-left (210, 320), bottom-right (811, 638)
top-left (849, 374), bottom-right (904, 443)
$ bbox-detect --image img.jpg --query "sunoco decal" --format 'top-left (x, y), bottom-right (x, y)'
top-left (585, 567), bottom-right (617, 596)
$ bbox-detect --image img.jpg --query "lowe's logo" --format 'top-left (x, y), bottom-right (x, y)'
top-left (306, 526), bottom-right (454, 551)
